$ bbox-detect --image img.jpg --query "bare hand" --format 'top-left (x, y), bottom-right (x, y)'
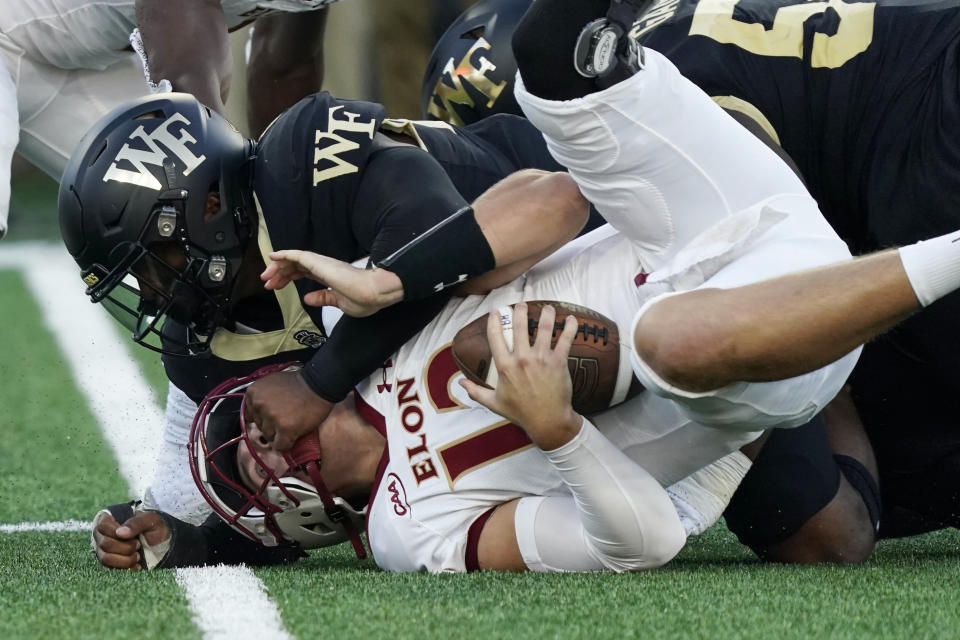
top-left (460, 303), bottom-right (583, 450)
top-left (243, 369), bottom-right (334, 452)
top-left (261, 250), bottom-right (404, 317)
top-left (91, 509), bottom-right (169, 571)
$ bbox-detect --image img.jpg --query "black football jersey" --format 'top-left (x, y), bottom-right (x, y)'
top-left (412, 113), bottom-right (566, 202)
top-left (163, 102), bottom-right (568, 403)
top-left (637, 0), bottom-right (960, 253)
top-left (637, 0), bottom-right (960, 504)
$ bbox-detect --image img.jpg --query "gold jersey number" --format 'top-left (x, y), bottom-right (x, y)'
top-left (689, 0), bottom-right (876, 68)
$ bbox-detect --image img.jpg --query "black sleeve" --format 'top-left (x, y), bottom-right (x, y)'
top-left (155, 512), bottom-right (304, 568)
top-left (354, 145), bottom-right (497, 302)
top-left (297, 144), bottom-right (488, 402)
top-left (300, 291), bottom-right (453, 401)
top-left (351, 144), bottom-right (471, 260)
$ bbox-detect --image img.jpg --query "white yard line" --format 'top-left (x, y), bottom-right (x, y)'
top-left (0, 519), bottom-right (92, 533)
top-left (0, 242), bottom-right (294, 640)
top-left (176, 566), bottom-right (295, 640)
top-left (0, 242), bottom-right (162, 495)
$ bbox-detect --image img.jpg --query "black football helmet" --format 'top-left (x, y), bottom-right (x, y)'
top-left (421, 0), bottom-right (532, 126)
top-left (58, 93), bottom-right (257, 354)
top-left (189, 363), bottom-right (368, 559)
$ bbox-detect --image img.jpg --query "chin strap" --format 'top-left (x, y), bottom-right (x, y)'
top-left (284, 434), bottom-right (368, 560)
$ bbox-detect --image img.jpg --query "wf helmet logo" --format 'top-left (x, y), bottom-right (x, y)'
top-left (103, 113), bottom-right (207, 191)
top-left (386, 473), bottom-right (410, 517)
top-left (426, 37), bottom-right (507, 126)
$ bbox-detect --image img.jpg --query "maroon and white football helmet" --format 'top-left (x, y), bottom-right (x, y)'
top-left (188, 363), bottom-right (367, 558)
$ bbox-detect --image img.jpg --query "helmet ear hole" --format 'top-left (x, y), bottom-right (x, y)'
top-left (134, 110), bottom-right (165, 121)
top-left (205, 183), bottom-right (222, 221)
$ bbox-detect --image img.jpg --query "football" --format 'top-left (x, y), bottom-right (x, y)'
top-left (451, 300), bottom-right (635, 414)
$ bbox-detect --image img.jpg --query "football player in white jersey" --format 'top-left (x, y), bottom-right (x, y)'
top-left (0, 0), bottom-right (337, 238)
top-left (94, 224), bottom-right (760, 573)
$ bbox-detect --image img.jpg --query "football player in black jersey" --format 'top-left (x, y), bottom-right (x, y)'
top-left (62, 89), bottom-right (600, 558)
top-left (635, 0), bottom-right (960, 552)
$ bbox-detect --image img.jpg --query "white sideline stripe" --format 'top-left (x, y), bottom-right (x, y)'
top-left (0, 519), bottom-right (91, 533)
top-left (177, 566), bottom-right (294, 640)
top-left (2, 242), bottom-right (295, 640)
top-left (0, 242), bottom-right (161, 495)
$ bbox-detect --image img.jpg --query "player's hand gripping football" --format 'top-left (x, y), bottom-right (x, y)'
top-left (91, 509), bottom-right (170, 570)
top-left (243, 368), bottom-right (334, 452)
top-left (460, 303), bottom-right (584, 451)
top-left (261, 250), bottom-right (403, 317)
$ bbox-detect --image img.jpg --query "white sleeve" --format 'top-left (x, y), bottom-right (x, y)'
top-left (140, 382), bottom-right (211, 525)
top-left (665, 451), bottom-right (752, 536)
top-left (513, 418), bottom-right (687, 573)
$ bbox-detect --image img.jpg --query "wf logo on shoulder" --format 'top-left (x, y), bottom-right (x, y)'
top-left (102, 113), bottom-right (206, 191)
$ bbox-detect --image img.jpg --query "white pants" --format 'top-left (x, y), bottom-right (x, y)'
top-left (140, 382), bottom-right (211, 525)
top-left (0, 32), bottom-right (148, 235)
top-left (515, 49), bottom-right (859, 431)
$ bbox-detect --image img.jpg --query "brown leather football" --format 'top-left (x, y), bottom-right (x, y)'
top-left (451, 300), bottom-right (634, 415)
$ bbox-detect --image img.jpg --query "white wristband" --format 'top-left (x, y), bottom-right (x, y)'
top-left (898, 230), bottom-right (960, 307)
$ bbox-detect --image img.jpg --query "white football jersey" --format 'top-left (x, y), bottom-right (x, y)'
top-left (0, 0), bottom-right (342, 70)
top-left (360, 227), bottom-right (759, 573)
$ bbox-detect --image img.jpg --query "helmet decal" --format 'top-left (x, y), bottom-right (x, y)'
top-left (59, 93), bottom-right (257, 355)
top-left (426, 37), bottom-right (509, 126)
top-left (103, 113), bottom-right (207, 191)
top-left (421, 0), bottom-right (533, 126)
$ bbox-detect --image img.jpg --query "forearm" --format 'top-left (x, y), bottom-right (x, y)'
top-left (156, 513), bottom-right (302, 568)
top-left (635, 249), bottom-right (918, 392)
top-left (300, 293), bottom-right (452, 400)
top-left (475, 170), bottom-right (589, 270)
top-left (515, 418), bottom-right (687, 572)
top-left (461, 171), bottom-right (590, 295)
top-left (382, 169), bottom-right (589, 299)
top-left (246, 11), bottom-right (327, 136)
top-left (135, 0), bottom-right (231, 113)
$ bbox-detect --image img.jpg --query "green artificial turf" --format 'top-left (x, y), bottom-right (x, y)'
top-left (261, 527), bottom-right (960, 640)
top-left (122, 334), bottom-right (169, 404)
top-left (6, 169), bottom-right (60, 242)
top-left (6, 169), bottom-right (168, 401)
top-left (0, 532), bottom-right (197, 640)
top-left (0, 271), bottom-right (130, 521)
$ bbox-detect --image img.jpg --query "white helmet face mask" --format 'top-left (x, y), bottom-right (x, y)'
top-left (188, 363), bottom-right (368, 557)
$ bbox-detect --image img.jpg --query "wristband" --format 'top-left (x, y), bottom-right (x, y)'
top-left (898, 230), bottom-right (960, 307)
